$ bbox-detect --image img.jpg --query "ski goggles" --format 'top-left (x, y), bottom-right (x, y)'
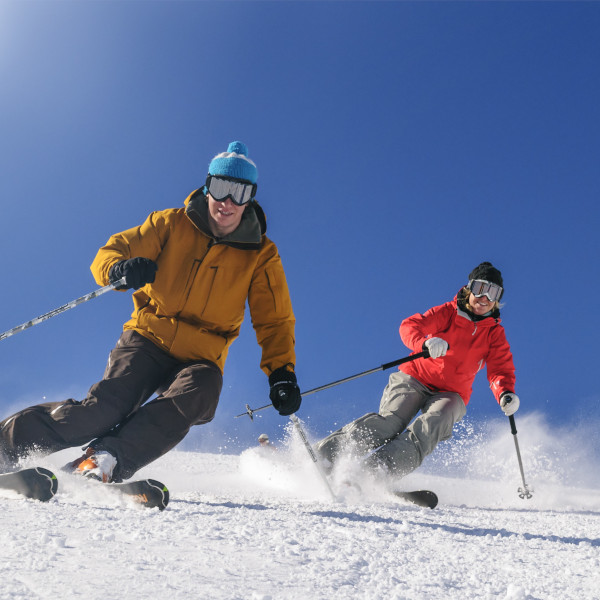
top-left (205, 175), bottom-right (257, 206)
top-left (467, 279), bottom-right (503, 302)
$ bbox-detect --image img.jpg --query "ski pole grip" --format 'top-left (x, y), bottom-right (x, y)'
top-left (381, 350), bottom-right (429, 371)
top-left (509, 414), bottom-right (517, 435)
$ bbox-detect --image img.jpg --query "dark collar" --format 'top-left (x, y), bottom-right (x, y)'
top-left (185, 189), bottom-right (266, 250)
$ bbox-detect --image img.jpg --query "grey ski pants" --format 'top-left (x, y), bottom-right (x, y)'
top-left (0, 330), bottom-right (222, 481)
top-left (315, 370), bottom-right (466, 477)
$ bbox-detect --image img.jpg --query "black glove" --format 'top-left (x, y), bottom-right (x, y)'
top-left (269, 367), bottom-right (302, 416)
top-left (109, 258), bottom-right (158, 290)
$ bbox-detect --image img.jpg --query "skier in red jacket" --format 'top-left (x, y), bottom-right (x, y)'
top-left (315, 262), bottom-right (520, 478)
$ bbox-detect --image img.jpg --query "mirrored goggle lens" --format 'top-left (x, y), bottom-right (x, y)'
top-left (468, 279), bottom-right (503, 302)
top-left (207, 177), bottom-right (255, 206)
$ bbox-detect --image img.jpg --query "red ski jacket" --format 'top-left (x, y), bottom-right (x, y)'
top-left (398, 296), bottom-right (515, 405)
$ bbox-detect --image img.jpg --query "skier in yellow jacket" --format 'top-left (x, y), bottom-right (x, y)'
top-left (0, 141), bottom-right (301, 482)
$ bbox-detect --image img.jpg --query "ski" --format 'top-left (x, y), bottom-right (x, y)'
top-left (107, 478), bottom-right (170, 510)
top-left (63, 465), bottom-right (170, 510)
top-left (0, 467), bottom-right (58, 502)
top-left (392, 489), bottom-right (438, 509)
top-left (338, 479), bottom-right (438, 509)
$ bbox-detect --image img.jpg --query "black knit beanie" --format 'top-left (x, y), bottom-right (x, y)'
top-left (469, 262), bottom-right (503, 288)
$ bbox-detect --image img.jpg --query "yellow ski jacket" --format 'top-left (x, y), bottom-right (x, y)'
top-left (90, 189), bottom-right (296, 375)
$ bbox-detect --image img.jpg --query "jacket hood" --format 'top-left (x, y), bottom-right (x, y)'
top-left (184, 188), bottom-right (267, 250)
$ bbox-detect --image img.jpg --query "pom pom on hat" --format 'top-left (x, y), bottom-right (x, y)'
top-left (208, 141), bottom-right (258, 184)
top-left (469, 261), bottom-right (504, 288)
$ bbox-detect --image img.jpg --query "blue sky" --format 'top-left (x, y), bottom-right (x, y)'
top-left (1, 1), bottom-right (598, 454)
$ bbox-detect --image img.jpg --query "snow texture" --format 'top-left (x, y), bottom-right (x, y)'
top-left (1, 415), bottom-right (599, 600)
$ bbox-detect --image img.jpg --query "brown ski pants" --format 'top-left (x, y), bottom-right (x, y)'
top-left (0, 330), bottom-right (222, 481)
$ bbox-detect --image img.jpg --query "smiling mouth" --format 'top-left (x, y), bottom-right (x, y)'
top-left (473, 299), bottom-right (491, 311)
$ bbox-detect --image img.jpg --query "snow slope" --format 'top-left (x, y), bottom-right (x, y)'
top-left (1, 419), bottom-right (599, 600)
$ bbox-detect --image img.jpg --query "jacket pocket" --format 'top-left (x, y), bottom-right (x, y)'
top-left (265, 263), bottom-right (291, 316)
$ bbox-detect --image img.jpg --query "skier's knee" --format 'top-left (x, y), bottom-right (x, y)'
top-left (345, 412), bottom-right (379, 433)
top-left (171, 396), bottom-right (218, 426)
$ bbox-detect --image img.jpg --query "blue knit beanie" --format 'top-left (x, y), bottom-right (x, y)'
top-left (208, 141), bottom-right (258, 184)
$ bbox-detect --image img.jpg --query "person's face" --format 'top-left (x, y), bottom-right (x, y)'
top-left (207, 194), bottom-right (247, 237)
top-left (468, 292), bottom-right (495, 316)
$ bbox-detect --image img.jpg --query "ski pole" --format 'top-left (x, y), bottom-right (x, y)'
top-left (0, 277), bottom-right (127, 342)
top-left (509, 415), bottom-right (533, 499)
top-left (289, 414), bottom-right (337, 501)
top-left (235, 350), bottom-right (430, 419)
